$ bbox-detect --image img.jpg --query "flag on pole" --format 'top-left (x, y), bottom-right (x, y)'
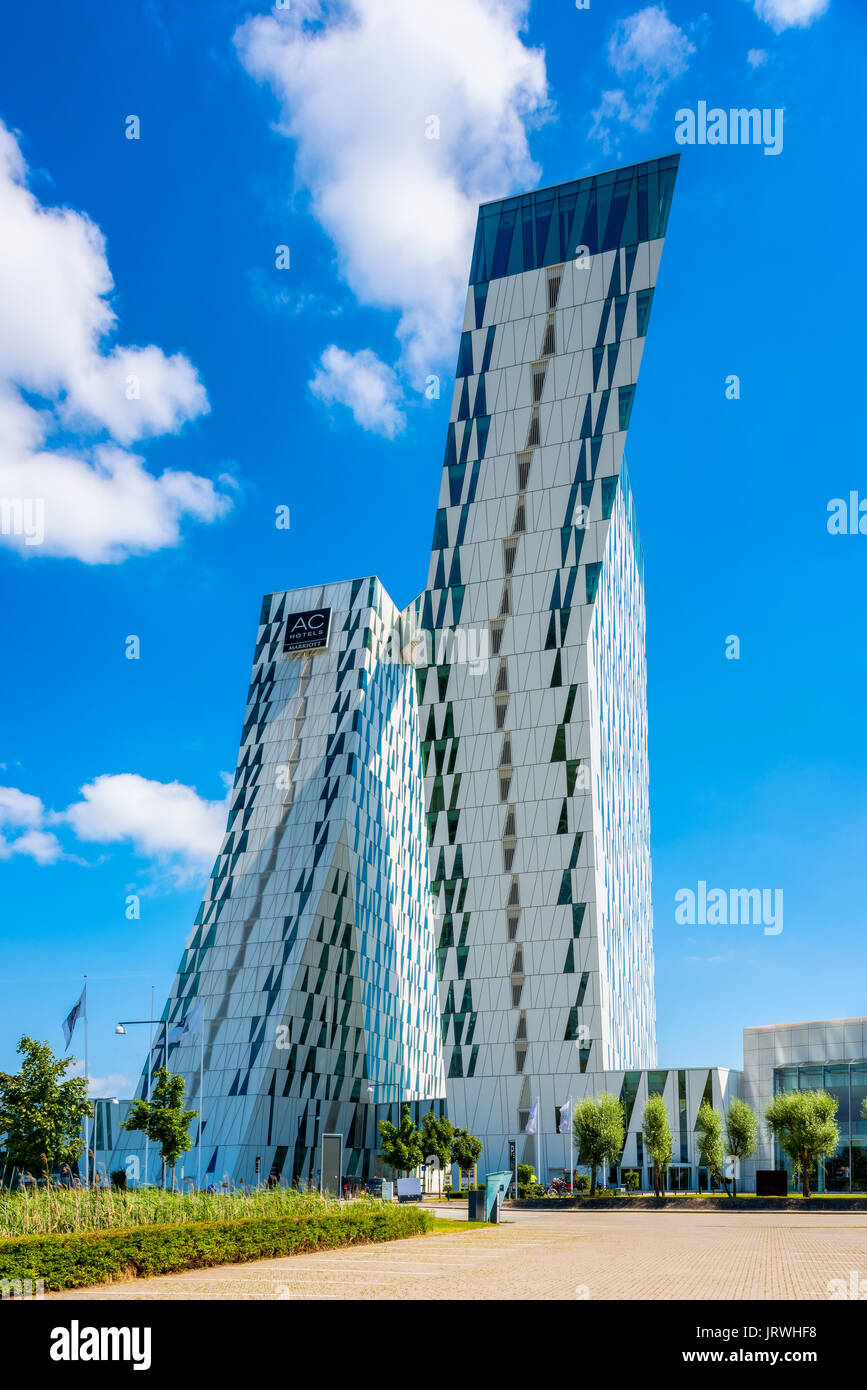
top-left (558, 1101), bottom-right (572, 1134)
top-left (524, 1100), bottom-right (538, 1135)
top-left (168, 1002), bottom-right (203, 1043)
top-left (62, 986), bottom-right (86, 1050)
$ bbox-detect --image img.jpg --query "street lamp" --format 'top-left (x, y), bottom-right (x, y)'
top-left (115, 1013), bottom-right (171, 1185)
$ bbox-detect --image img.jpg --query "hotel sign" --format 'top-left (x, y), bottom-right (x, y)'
top-left (283, 607), bottom-right (332, 655)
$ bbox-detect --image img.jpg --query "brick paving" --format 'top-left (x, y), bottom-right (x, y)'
top-left (48, 1206), bottom-right (867, 1301)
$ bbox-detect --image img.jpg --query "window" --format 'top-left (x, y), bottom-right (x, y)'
top-left (503, 540), bottom-right (518, 575)
top-left (513, 495), bottom-right (527, 533)
top-left (490, 621), bottom-right (504, 655)
top-left (526, 410), bottom-right (540, 447)
top-left (494, 694), bottom-right (509, 729)
top-left (546, 266), bottom-right (563, 310)
top-left (542, 313), bottom-right (556, 356)
top-left (531, 360), bottom-right (547, 403)
top-left (511, 980), bottom-right (524, 1007)
top-left (502, 841), bottom-right (516, 871)
top-left (517, 451), bottom-right (533, 490)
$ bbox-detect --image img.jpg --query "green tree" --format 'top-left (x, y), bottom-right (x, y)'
top-left (765, 1090), bottom-right (839, 1199)
top-left (450, 1127), bottom-right (483, 1187)
top-left (517, 1163), bottom-right (536, 1189)
top-left (642, 1093), bottom-right (673, 1197)
top-left (695, 1101), bottom-right (730, 1196)
top-left (419, 1110), bottom-right (454, 1175)
top-left (0, 1035), bottom-right (91, 1182)
top-left (725, 1097), bottom-right (758, 1197)
top-left (377, 1104), bottom-right (423, 1177)
top-left (572, 1094), bottom-right (625, 1196)
top-left (122, 1068), bottom-right (198, 1191)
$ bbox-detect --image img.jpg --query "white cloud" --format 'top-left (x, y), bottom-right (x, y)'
top-left (589, 90), bottom-right (636, 153)
top-left (747, 47), bottom-right (769, 66)
top-left (310, 345), bottom-right (406, 437)
top-left (69, 1061), bottom-right (135, 1098)
top-left (0, 826), bottom-right (64, 865)
top-left (0, 784), bottom-right (44, 828)
top-left (608, 4), bottom-right (695, 82)
top-left (58, 774), bottom-right (227, 878)
top-left (0, 785), bottom-right (63, 862)
top-left (751, 0), bottom-right (829, 33)
top-left (0, 773), bottom-right (227, 877)
top-left (591, 5), bottom-right (695, 143)
top-left (235, 0), bottom-right (549, 389)
top-left (0, 121), bottom-right (233, 562)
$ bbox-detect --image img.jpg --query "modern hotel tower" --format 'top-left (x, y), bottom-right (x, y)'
top-left (411, 156), bottom-right (677, 1167)
top-left (112, 156), bottom-right (678, 1186)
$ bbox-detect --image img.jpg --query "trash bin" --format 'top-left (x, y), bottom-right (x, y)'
top-left (467, 1188), bottom-right (485, 1220)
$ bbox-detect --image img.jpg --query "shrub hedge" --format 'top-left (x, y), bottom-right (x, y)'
top-left (0, 1201), bottom-right (432, 1292)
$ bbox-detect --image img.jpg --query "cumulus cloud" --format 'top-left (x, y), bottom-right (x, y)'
top-left (0, 121), bottom-right (233, 562)
top-left (747, 47), bottom-right (769, 65)
top-left (0, 826), bottom-right (64, 865)
top-left (0, 774), bottom-right (227, 877)
top-left (0, 786), bottom-right (63, 863)
top-left (68, 1061), bottom-right (135, 1098)
top-left (0, 785), bottom-right (45, 828)
top-left (58, 774), bottom-right (228, 878)
top-left (751, 0), bottom-right (829, 33)
top-left (310, 345), bottom-right (406, 437)
top-left (235, 0), bottom-right (549, 391)
top-left (590, 5), bottom-right (695, 146)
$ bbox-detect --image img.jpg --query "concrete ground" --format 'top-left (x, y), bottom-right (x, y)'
top-left (50, 1205), bottom-right (867, 1301)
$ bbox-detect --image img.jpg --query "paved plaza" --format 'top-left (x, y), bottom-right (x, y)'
top-left (51, 1206), bottom-right (867, 1301)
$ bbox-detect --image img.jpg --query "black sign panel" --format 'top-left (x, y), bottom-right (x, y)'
top-left (283, 607), bottom-right (332, 654)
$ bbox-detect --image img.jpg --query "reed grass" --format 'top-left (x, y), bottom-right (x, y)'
top-left (0, 1180), bottom-right (341, 1237)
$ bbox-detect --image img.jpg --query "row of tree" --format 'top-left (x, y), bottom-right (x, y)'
top-left (0, 1036), bottom-right (197, 1188)
top-left (0, 1037), bottom-right (481, 1190)
top-left (572, 1088), bottom-right (858, 1199)
top-left (377, 1105), bottom-right (482, 1182)
top-left (1, 1036), bottom-right (860, 1199)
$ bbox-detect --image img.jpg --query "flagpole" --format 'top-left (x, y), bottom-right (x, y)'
top-left (197, 1024), bottom-right (204, 1191)
top-left (535, 1094), bottom-right (540, 1185)
top-left (83, 976), bottom-right (90, 1189)
top-left (146, 985), bottom-right (154, 1188)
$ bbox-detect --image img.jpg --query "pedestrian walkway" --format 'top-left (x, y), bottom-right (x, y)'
top-left (50, 1206), bottom-right (867, 1300)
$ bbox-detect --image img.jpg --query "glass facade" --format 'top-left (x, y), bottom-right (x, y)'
top-left (773, 1062), bottom-right (867, 1192)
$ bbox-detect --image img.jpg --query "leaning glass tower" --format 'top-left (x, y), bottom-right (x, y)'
top-left (410, 156), bottom-right (678, 1170)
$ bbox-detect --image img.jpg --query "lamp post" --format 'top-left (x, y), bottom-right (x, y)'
top-left (115, 1014), bottom-right (169, 1186)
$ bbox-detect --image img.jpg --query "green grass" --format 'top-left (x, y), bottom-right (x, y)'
top-left (0, 1184), bottom-right (346, 1237)
top-left (0, 1201), bottom-right (432, 1293)
top-left (429, 1217), bottom-right (490, 1232)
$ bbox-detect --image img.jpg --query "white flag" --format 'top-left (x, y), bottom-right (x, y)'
top-left (62, 986), bottom-right (86, 1050)
top-left (558, 1101), bottom-right (572, 1134)
top-left (524, 1100), bottom-right (538, 1135)
top-left (168, 1002), bottom-right (203, 1043)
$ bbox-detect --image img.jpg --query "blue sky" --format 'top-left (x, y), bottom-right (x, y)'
top-left (0, 0), bottom-right (863, 1095)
